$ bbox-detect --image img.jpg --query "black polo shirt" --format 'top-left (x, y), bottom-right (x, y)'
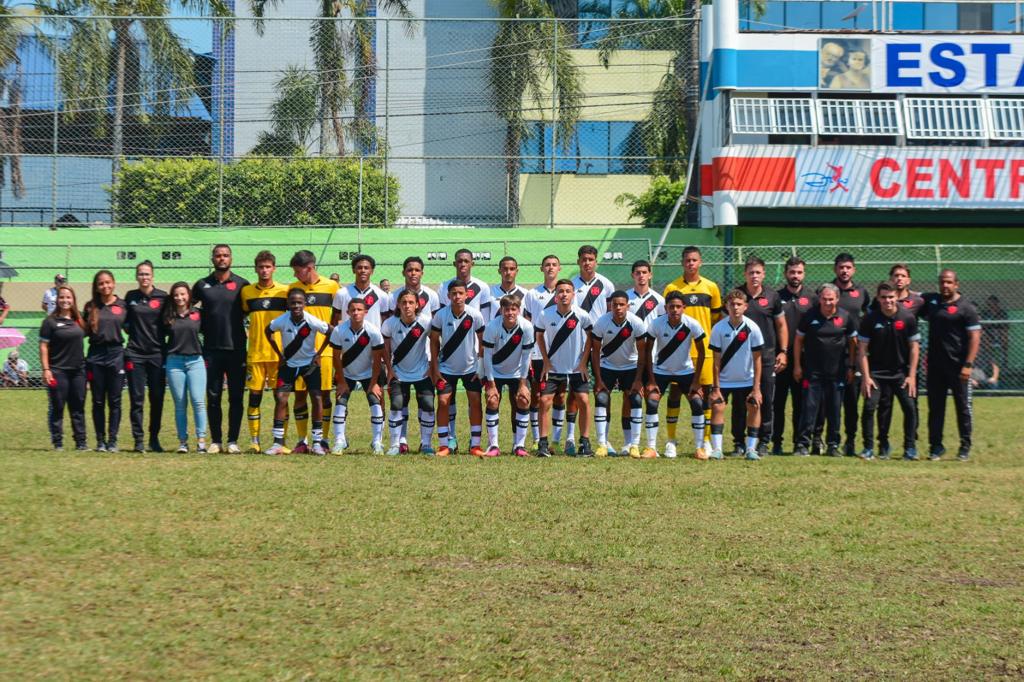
top-left (921, 293), bottom-right (982, 366)
top-left (84, 297), bottom-right (127, 351)
top-left (779, 285), bottom-right (815, 356)
top-left (164, 308), bottom-right (204, 356)
top-left (869, 291), bottom-right (925, 318)
top-left (832, 279), bottom-right (870, 327)
top-left (125, 287), bottom-right (168, 358)
top-left (738, 284), bottom-right (784, 363)
top-left (39, 315), bottom-right (85, 371)
top-left (797, 307), bottom-right (856, 379)
top-left (858, 309), bottom-right (920, 380)
top-left (192, 272), bottom-right (249, 352)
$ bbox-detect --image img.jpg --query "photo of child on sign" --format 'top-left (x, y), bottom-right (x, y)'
top-left (819, 38), bottom-right (872, 90)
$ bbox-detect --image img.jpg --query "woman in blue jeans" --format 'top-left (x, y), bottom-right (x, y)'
top-left (161, 282), bottom-right (208, 453)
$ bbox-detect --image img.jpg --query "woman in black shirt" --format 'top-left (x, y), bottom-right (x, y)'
top-left (83, 270), bottom-right (127, 452)
top-left (162, 282), bottom-right (208, 453)
top-left (39, 285), bottom-right (88, 450)
top-left (125, 260), bottom-right (168, 452)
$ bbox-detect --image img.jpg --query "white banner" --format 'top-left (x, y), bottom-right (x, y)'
top-left (872, 36), bottom-right (1024, 93)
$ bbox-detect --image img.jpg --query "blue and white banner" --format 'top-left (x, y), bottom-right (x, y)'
top-left (872, 36), bottom-right (1024, 93)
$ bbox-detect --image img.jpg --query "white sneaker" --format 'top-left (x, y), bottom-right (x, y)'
top-left (703, 438), bottom-right (712, 452)
top-left (663, 441), bottom-right (678, 459)
top-left (206, 443), bottom-right (222, 454)
top-left (372, 441), bottom-right (384, 455)
top-left (176, 442), bottom-right (188, 453)
top-left (331, 441), bottom-right (346, 455)
top-left (264, 443), bottom-right (286, 456)
top-left (385, 445), bottom-right (401, 456)
top-left (311, 442), bottom-right (327, 456)
top-left (225, 442), bottom-right (241, 454)
top-left (605, 444), bottom-right (619, 456)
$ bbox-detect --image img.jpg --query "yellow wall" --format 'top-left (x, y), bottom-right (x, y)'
top-left (518, 174), bottom-right (653, 226)
top-left (524, 49), bottom-right (676, 122)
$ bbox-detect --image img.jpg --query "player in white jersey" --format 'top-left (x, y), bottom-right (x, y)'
top-left (393, 256), bottom-right (441, 315)
top-left (627, 259), bottom-right (665, 322)
top-left (264, 288), bottom-right (334, 455)
top-left (438, 248), bottom-right (494, 449)
top-left (481, 295), bottom-right (535, 457)
top-left (490, 256), bottom-right (529, 318)
top-left (708, 289), bottom-right (765, 461)
top-left (535, 279), bottom-right (594, 458)
top-left (381, 289), bottom-right (435, 455)
top-left (564, 244), bottom-right (615, 455)
top-left (329, 298), bottom-right (385, 455)
top-left (430, 280), bottom-right (486, 457)
top-left (590, 291), bottom-right (647, 458)
top-left (643, 291), bottom-right (707, 459)
top-left (332, 254), bottom-right (392, 327)
top-left (522, 254), bottom-right (563, 448)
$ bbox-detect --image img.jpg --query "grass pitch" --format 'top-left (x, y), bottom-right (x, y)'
top-left (1, 390), bottom-right (1022, 679)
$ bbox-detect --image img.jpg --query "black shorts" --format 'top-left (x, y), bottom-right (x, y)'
top-left (715, 386), bottom-right (753, 405)
top-left (339, 376), bottom-right (379, 393)
top-left (492, 377), bottom-right (524, 395)
top-left (277, 363), bottom-right (321, 394)
top-left (541, 372), bottom-right (590, 396)
top-left (389, 377), bottom-right (434, 397)
top-left (530, 359), bottom-right (544, 382)
top-left (439, 372), bottom-right (482, 395)
top-left (653, 372), bottom-right (695, 395)
top-left (596, 367), bottom-right (637, 392)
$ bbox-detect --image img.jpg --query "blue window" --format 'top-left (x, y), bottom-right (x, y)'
top-left (892, 2), bottom-right (924, 30)
top-left (785, 1), bottom-right (822, 29)
top-left (519, 123), bottom-right (543, 174)
top-left (994, 3), bottom-right (1017, 30)
top-left (519, 120), bottom-right (645, 175)
top-left (924, 3), bottom-right (958, 30)
top-left (821, 2), bottom-right (869, 31)
top-left (744, 0), bottom-right (786, 31)
top-left (577, 0), bottom-right (642, 49)
top-left (577, 121), bottom-right (610, 174)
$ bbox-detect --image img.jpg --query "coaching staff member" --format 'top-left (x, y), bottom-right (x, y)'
top-left (921, 269), bottom-right (981, 461)
top-left (793, 283), bottom-right (857, 457)
top-left (856, 282), bottom-right (920, 461)
top-left (192, 244), bottom-right (250, 454)
top-left (774, 256), bottom-right (814, 454)
top-left (831, 252), bottom-right (869, 455)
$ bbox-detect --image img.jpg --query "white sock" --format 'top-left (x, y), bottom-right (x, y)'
top-left (595, 404), bottom-right (608, 445)
top-left (486, 407), bottom-right (500, 448)
top-left (565, 415), bottom-right (577, 443)
top-left (514, 409), bottom-right (529, 448)
top-left (438, 426), bottom-right (449, 449)
top-left (552, 407), bottom-right (565, 443)
top-left (389, 410), bottom-right (403, 447)
top-left (470, 425), bottom-right (482, 448)
top-left (711, 425), bottom-right (724, 453)
top-left (332, 403), bottom-right (347, 444)
top-left (692, 415), bottom-right (705, 450)
top-left (630, 407), bottom-right (643, 445)
top-left (369, 402), bottom-right (384, 445)
top-left (418, 409), bottom-right (434, 448)
top-left (530, 409), bottom-right (539, 441)
top-left (400, 406), bottom-right (409, 443)
top-left (645, 412), bottom-right (659, 448)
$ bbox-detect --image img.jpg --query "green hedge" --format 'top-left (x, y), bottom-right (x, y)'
top-left (112, 157), bottom-right (400, 227)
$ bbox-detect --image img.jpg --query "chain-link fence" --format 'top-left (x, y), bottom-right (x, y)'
top-left (1, 243), bottom-right (1021, 394)
top-left (0, 13), bottom-right (699, 229)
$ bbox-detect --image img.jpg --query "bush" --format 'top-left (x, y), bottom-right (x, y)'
top-left (112, 156), bottom-right (400, 227)
top-left (614, 175), bottom-right (687, 228)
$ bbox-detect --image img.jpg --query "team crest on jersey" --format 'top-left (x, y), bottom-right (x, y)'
top-left (833, 317), bottom-right (843, 327)
top-left (307, 295), bottom-right (317, 305)
top-left (590, 286), bottom-right (600, 296)
top-left (737, 330), bottom-right (748, 341)
top-left (365, 293), bottom-right (377, 307)
top-left (645, 299), bottom-right (655, 310)
top-left (260, 299), bottom-right (270, 309)
top-left (462, 318), bottom-right (472, 329)
top-left (620, 328), bottom-right (631, 338)
top-left (758, 298), bottom-right (767, 306)
top-left (894, 320), bottom-right (905, 330)
top-left (110, 305), bottom-right (123, 315)
top-left (675, 330), bottom-right (687, 340)
top-left (566, 319), bottom-right (577, 329)
top-left (849, 289), bottom-right (860, 298)
top-left (512, 334), bottom-right (521, 343)
top-left (903, 300), bottom-right (913, 308)
top-left (189, 311), bottom-right (200, 321)
top-left (688, 295), bottom-right (698, 305)
top-left (466, 288), bottom-right (476, 299)
top-left (411, 327), bottom-right (422, 337)
top-left (226, 281), bottom-right (237, 291)
top-left (358, 335), bottom-right (370, 345)
top-left (947, 305), bottom-right (958, 314)
top-left (299, 326), bottom-right (310, 337)
top-left (148, 299), bottom-right (161, 309)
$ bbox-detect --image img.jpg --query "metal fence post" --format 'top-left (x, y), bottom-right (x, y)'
top-left (549, 18), bottom-right (557, 230)
top-left (51, 36), bottom-right (59, 229)
top-left (358, 155), bottom-right (364, 236)
top-left (217, 17), bottom-right (226, 229)
top-left (383, 17), bottom-right (390, 228)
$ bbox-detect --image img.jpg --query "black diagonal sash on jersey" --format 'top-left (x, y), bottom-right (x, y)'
top-left (341, 330), bottom-right (370, 366)
top-left (719, 324), bottom-right (751, 371)
top-left (656, 324), bottom-right (691, 366)
top-left (635, 295), bottom-right (656, 320)
top-left (579, 280), bottom-right (605, 312)
top-left (282, 322), bottom-right (311, 361)
top-left (491, 326), bottom-right (523, 366)
top-left (466, 282), bottom-right (482, 302)
top-left (546, 313), bottom-right (579, 359)
top-left (441, 315), bottom-right (475, 362)
top-left (544, 295), bottom-right (557, 309)
top-left (391, 322), bottom-right (425, 365)
top-left (600, 321), bottom-right (634, 359)
top-left (417, 291), bottom-right (430, 310)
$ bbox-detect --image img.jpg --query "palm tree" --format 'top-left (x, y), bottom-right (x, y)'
top-left (0, 2), bottom-right (25, 198)
top-left (489, 0), bottom-right (583, 225)
top-left (249, 66), bottom-right (318, 156)
top-left (47, 0), bottom-right (229, 191)
top-left (249, 0), bottom-right (413, 157)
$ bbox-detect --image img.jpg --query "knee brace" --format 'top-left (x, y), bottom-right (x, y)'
top-left (248, 392), bottom-right (263, 409)
top-left (595, 391), bottom-right (610, 409)
top-left (388, 386), bottom-right (406, 412)
top-left (416, 389), bottom-right (435, 414)
top-left (645, 395), bottom-right (660, 414)
top-left (628, 393), bottom-right (642, 410)
top-left (667, 395), bottom-right (681, 410)
top-left (337, 392), bottom-right (351, 407)
top-left (688, 395), bottom-right (704, 415)
top-left (366, 392), bottom-right (380, 407)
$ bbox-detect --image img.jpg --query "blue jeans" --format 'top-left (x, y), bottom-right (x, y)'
top-left (166, 354), bottom-right (208, 442)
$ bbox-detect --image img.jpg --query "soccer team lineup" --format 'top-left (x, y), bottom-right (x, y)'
top-left (40, 243), bottom-right (981, 462)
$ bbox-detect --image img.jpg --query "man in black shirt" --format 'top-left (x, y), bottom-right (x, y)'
top-left (774, 256), bottom-right (815, 454)
top-left (793, 283), bottom-right (857, 456)
top-left (920, 269), bottom-right (982, 461)
top-left (192, 244), bottom-right (250, 454)
top-left (125, 260), bottom-right (168, 452)
top-left (832, 252), bottom-right (870, 455)
top-left (736, 256), bottom-right (787, 456)
top-left (857, 282), bottom-right (920, 461)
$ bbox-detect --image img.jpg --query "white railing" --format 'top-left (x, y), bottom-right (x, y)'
top-left (731, 98), bottom-right (816, 135)
top-left (904, 98), bottom-right (987, 139)
top-left (818, 99), bottom-right (903, 136)
top-left (987, 98), bottom-right (1024, 140)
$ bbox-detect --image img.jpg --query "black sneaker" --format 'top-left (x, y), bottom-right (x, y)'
top-left (957, 447), bottom-right (970, 462)
top-left (106, 441), bottom-right (119, 453)
top-left (730, 445), bottom-right (745, 458)
top-left (878, 444), bottom-right (892, 460)
top-left (826, 444), bottom-right (842, 457)
top-left (96, 442), bottom-right (108, 453)
top-left (770, 443), bottom-right (784, 456)
top-left (148, 440), bottom-right (164, 453)
top-left (793, 445), bottom-right (810, 457)
top-left (53, 444), bottom-right (64, 452)
top-left (844, 440), bottom-right (856, 457)
top-left (134, 441), bottom-right (146, 453)
top-left (757, 441), bottom-right (770, 457)
top-left (577, 438), bottom-right (594, 457)
top-left (811, 438), bottom-right (824, 456)
top-left (536, 439), bottom-right (551, 458)
top-left (928, 446), bottom-right (946, 461)
top-left (75, 444), bottom-right (89, 452)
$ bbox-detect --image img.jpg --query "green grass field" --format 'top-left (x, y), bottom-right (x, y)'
top-left (2, 390), bottom-right (1023, 679)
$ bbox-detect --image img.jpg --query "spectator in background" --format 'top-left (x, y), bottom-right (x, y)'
top-left (329, 273), bottom-right (341, 283)
top-left (379, 278), bottom-right (392, 294)
top-left (0, 289), bottom-right (9, 325)
top-left (2, 350), bottom-right (28, 386)
top-left (42, 274), bottom-right (67, 314)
